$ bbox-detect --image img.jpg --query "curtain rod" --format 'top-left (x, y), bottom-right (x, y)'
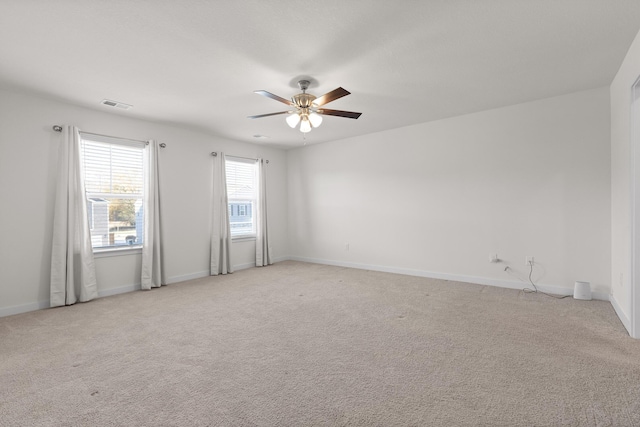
top-left (211, 152), bottom-right (268, 163)
top-left (52, 125), bottom-right (166, 148)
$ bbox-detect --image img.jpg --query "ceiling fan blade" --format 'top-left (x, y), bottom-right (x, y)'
top-left (313, 87), bottom-right (351, 106)
top-left (317, 108), bottom-right (362, 119)
top-left (247, 111), bottom-right (290, 119)
top-left (254, 90), bottom-right (293, 106)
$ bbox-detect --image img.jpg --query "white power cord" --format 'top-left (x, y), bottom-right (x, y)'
top-left (521, 261), bottom-right (572, 299)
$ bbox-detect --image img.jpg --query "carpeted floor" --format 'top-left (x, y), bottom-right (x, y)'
top-left (1, 261), bottom-right (640, 426)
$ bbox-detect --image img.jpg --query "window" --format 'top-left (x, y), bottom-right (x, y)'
top-left (225, 157), bottom-right (257, 238)
top-left (80, 133), bottom-right (145, 250)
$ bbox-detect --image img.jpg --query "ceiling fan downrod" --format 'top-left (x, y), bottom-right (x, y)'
top-left (297, 80), bottom-right (310, 93)
top-left (292, 81), bottom-right (316, 109)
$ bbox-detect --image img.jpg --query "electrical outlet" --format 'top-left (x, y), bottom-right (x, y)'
top-left (525, 256), bottom-right (534, 266)
top-left (620, 272), bottom-right (623, 287)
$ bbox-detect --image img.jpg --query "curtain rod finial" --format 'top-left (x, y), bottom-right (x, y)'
top-left (53, 125), bottom-right (62, 132)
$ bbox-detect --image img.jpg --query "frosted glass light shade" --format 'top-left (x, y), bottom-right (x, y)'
top-left (286, 113), bottom-right (300, 128)
top-left (308, 112), bottom-right (323, 128)
top-left (299, 118), bottom-right (311, 133)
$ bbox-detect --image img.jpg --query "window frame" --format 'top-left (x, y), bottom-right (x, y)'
top-left (80, 132), bottom-right (146, 254)
top-left (225, 156), bottom-right (258, 240)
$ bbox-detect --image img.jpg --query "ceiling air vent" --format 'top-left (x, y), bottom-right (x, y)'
top-left (101, 99), bottom-right (132, 110)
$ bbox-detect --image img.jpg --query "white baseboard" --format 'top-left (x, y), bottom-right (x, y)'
top-left (233, 262), bottom-right (255, 271)
top-left (0, 257), bottom-right (614, 319)
top-left (610, 294), bottom-right (632, 335)
top-left (0, 283), bottom-right (144, 318)
top-left (166, 264), bottom-right (261, 284)
top-left (166, 260), bottom-right (291, 284)
top-left (166, 270), bottom-right (210, 285)
top-left (287, 256), bottom-right (611, 301)
top-left (98, 283), bottom-right (140, 298)
top-left (0, 300), bottom-right (50, 318)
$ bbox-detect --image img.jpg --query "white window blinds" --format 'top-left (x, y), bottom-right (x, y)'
top-left (225, 157), bottom-right (257, 237)
top-left (81, 134), bottom-right (145, 249)
top-left (83, 140), bottom-right (144, 196)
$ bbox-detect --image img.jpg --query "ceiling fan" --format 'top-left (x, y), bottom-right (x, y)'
top-left (248, 79), bottom-right (362, 133)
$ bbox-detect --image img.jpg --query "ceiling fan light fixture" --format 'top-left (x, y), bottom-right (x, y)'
top-left (309, 112), bottom-right (323, 128)
top-left (299, 117), bottom-right (312, 133)
top-left (286, 113), bottom-right (300, 128)
top-left (249, 79), bottom-right (361, 136)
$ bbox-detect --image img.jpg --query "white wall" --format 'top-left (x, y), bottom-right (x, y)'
top-left (0, 87), bottom-right (288, 316)
top-left (288, 88), bottom-right (611, 297)
top-left (0, 84), bottom-right (615, 317)
top-left (610, 28), bottom-right (640, 336)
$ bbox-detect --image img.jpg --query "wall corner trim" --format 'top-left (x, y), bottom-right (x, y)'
top-left (610, 294), bottom-right (632, 335)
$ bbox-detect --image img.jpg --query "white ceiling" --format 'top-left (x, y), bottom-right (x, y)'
top-left (1, 1), bottom-right (640, 149)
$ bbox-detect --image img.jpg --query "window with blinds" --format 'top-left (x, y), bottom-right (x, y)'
top-left (225, 157), bottom-right (257, 238)
top-left (80, 133), bottom-right (145, 250)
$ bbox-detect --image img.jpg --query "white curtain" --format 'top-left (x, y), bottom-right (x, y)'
top-left (50, 125), bottom-right (98, 307)
top-left (256, 158), bottom-right (272, 267)
top-left (211, 152), bottom-right (233, 275)
top-left (141, 140), bottom-right (165, 289)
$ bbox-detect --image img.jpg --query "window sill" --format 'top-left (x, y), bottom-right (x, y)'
top-left (232, 235), bottom-right (256, 242)
top-left (94, 246), bottom-right (142, 258)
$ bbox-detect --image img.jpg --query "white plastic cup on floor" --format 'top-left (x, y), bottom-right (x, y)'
top-left (573, 281), bottom-right (592, 300)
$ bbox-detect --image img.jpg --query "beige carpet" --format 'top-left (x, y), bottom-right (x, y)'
top-left (1, 261), bottom-right (640, 426)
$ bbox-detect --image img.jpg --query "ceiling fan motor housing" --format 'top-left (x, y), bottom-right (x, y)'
top-left (292, 93), bottom-right (316, 109)
top-left (292, 79), bottom-right (316, 110)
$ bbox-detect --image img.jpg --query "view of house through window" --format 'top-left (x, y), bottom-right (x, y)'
top-left (225, 157), bottom-right (257, 237)
top-left (81, 134), bottom-right (145, 249)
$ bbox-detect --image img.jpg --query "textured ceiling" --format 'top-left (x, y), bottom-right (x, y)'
top-left (1, 0), bottom-right (640, 148)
